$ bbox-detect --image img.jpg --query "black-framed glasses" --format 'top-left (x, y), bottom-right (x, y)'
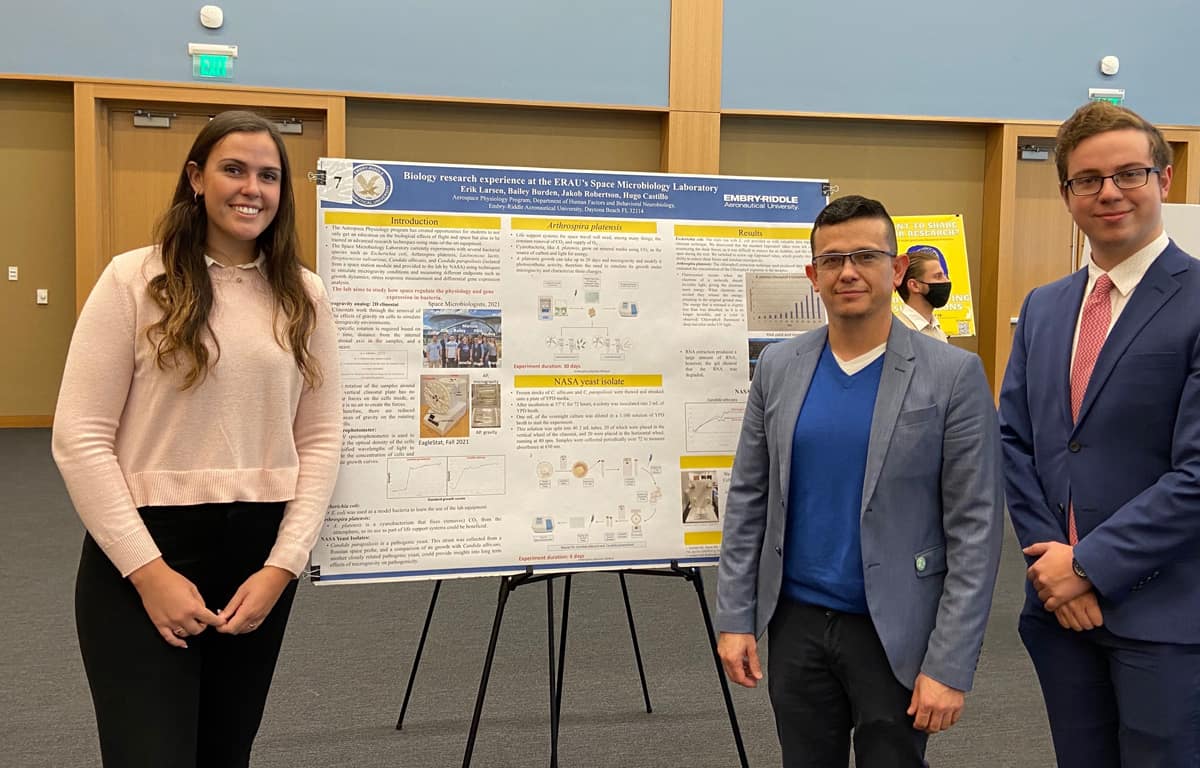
top-left (811, 249), bottom-right (895, 272)
top-left (1063, 167), bottom-right (1160, 196)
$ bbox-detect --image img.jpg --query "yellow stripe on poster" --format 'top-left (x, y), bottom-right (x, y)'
top-left (323, 212), bottom-right (501, 229)
top-left (511, 218), bottom-right (658, 234)
top-left (513, 374), bottom-right (663, 388)
top-left (679, 455), bottom-right (736, 469)
top-left (684, 531), bottom-right (723, 547)
top-left (675, 224), bottom-right (811, 240)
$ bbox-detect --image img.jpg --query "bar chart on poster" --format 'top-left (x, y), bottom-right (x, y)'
top-left (745, 272), bottom-right (826, 331)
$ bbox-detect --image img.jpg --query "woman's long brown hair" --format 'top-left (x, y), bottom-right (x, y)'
top-left (146, 110), bottom-right (320, 389)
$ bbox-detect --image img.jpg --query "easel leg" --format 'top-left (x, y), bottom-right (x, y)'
top-left (463, 576), bottom-right (513, 768)
top-left (618, 572), bottom-right (653, 713)
top-left (546, 577), bottom-right (559, 768)
top-left (688, 567), bottom-right (749, 768)
top-left (396, 579), bottom-right (442, 730)
top-left (554, 574), bottom-right (572, 731)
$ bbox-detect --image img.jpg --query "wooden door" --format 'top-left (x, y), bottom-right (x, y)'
top-left (996, 149), bottom-right (1077, 379)
top-left (1010, 152), bottom-right (1077, 306)
top-left (106, 105), bottom-right (325, 270)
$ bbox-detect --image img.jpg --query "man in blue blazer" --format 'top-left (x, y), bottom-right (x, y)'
top-left (716, 195), bottom-right (1004, 767)
top-left (1000, 102), bottom-right (1200, 767)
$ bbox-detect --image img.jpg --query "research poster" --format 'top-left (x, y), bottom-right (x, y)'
top-left (890, 214), bottom-right (977, 337)
top-left (311, 159), bottom-right (827, 583)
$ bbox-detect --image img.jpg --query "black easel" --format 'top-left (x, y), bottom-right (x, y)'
top-left (395, 563), bottom-right (747, 768)
top-left (614, 562), bottom-right (749, 768)
top-left (394, 570), bottom-right (650, 734)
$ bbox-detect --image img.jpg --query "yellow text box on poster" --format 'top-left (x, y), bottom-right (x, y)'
top-left (684, 531), bottom-right (723, 546)
top-left (675, 224), bottom-right (811, 240)
top-left (324, 212), bottom-right (501, 230)
top-left (512, 218), bottom-right (657, 234)
top-left (513, 374), bottom-right (663, 388)
top-left (890, 214), bottom-right (976, 338)
top-left (679, 455), bottom-right (735, 469)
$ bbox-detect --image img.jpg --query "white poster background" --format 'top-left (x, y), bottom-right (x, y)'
top-left (312, 160), bottom-right (828, 584)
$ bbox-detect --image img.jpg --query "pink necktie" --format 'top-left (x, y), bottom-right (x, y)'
top-left (1067, 274), bottom-right (1114, 543)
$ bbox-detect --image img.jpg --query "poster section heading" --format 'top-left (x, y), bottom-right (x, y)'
top-left (312, 158), bottom-right (828, 584)
top-left (317, 158), bottom-right (827, 223)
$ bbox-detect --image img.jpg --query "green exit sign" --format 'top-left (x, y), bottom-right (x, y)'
top-left (193, 54), bottom-right (233, 80)
top-left (1088, 88), bottom-right (1125, 105)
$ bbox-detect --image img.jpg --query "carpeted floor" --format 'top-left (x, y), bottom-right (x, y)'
top-left (1, 428), bottom-right (1054, 767)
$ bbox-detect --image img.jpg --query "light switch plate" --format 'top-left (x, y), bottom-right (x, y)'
top-left (36, 289), bottom-right (48, 304)
top-left (6, 266), bottom-right (16, 281)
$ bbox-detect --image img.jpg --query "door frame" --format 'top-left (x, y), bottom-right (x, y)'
top-left (73, 81), bottom-right (346, 313)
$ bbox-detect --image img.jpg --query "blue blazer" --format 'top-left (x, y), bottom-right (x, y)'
top-left (716, 320), bottom-right (1004, 691)
top-left (1000, 241), bottom-right (1200, 643)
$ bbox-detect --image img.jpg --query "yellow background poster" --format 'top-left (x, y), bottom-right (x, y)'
top-left (890, 214), bottom-right (976, 337)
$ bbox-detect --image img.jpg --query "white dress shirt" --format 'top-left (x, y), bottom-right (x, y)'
top-left (896, 300), bottom-right (949, 342)
top-left (1070, 231), bottom-right (1169, 367)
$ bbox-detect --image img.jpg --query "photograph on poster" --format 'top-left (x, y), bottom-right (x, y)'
top-left (422, 308), bottom-right (502, 368)
top-left (419, 374), bottom-right (470, 438)
top-left (471, 380), bottom-right (501, 428)
top-left (681, 470), bottom-right (720, 524)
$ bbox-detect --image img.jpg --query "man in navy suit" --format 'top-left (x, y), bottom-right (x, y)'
top-left (717, 195), bottom-right (1004, 767)
top-left (1000, 102), bottom-right (1200, 767)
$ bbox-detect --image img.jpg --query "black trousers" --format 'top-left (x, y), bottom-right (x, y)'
top-left (767, 597), bottom-right (928, 768)
top-left (76, 502), bottom-right (299, 768)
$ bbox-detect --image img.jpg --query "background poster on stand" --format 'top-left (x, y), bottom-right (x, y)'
top-left (311, 159), bottom-right (827, 583)
top-left (891, 214), bottom-right (976, 338)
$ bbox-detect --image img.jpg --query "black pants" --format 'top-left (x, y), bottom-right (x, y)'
top-left (76, 502), bottom-right (298, 768)
top-left (768, 598), bottom-right (928, 768)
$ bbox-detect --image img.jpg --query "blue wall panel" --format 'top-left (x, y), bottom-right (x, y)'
top-left (0, 1), bottom-right (670, 107)
top-left (724, 0), bottom-right (1198, 124)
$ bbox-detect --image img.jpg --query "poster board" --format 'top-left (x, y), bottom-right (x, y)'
top-left (889, 214), bottom-right (977, 337)
top-left (1163, 204), bottom-right (1200, 255)
top-left (311, 160), bottom-right (827, 583)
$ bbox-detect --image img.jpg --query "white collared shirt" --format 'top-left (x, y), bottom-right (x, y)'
top-left (1070, 231), bottom-right (1169, 366)
top-left (896, 300), bottom-right (949, 342)
top-left (204, 253), bottom-right (266, 275)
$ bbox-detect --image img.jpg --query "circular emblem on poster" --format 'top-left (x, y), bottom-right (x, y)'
top-left (352, 163), bottom-right (392, 207)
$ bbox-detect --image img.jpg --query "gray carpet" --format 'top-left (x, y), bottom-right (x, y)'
top-left (1, 428), bottom-right (1054, 767)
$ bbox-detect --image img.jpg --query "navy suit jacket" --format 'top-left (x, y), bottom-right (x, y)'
top-left (1000, 241), bottom-right (1200, 643)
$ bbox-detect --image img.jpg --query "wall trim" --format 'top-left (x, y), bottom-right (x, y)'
top-left (0, 73), bottom-right (667, 114)
top-left (0, 415), bottom-right (53, 428)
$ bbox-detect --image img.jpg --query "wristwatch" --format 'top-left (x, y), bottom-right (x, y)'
top-left (1072, 557), bottom-right (1089, 581)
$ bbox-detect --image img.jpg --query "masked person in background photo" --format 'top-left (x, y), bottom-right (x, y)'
top-left (895, 245), bottom-right (951, 342)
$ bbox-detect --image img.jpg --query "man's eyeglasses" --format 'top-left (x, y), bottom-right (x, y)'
top-left (811, 249), bottom-right (895, 272)
top-left (1063, 167), bottom-right (1160, 197)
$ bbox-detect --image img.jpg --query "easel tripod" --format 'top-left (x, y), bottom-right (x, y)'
top-left (395, 562), bottom-right (749, 768)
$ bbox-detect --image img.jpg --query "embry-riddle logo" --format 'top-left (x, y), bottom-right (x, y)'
top-left (352, 163), bottom-right (392, 207)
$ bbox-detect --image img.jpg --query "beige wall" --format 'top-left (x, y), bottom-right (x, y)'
top-left (721, 116), bottom-right (987, 353)
top-left (0, 82), bottom-right (75, 423)
top-left (346, 101), bottom-right (663, 171)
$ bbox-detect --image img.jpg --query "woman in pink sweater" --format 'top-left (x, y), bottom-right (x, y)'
top-left (52, 111), bottom-right (342, 768)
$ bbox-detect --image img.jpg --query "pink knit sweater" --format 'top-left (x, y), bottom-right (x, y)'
top-left (52, 246), bottom-right (343, 577)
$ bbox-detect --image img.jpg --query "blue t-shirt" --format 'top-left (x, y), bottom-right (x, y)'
top-left (782, 343), bottom-right (883, 614)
